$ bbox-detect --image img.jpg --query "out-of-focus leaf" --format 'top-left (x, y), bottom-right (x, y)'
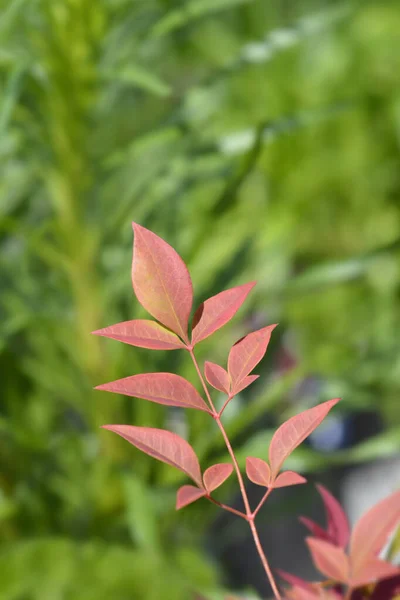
top-left (102, 66), bottom-right (171, 97)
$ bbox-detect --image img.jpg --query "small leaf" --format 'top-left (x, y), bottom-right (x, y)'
top-left (276, 570), bottom-right (315, 592)
top-left (299, 517), bottom-right (330, 542)
top-left (132, 223), bottom-right (193, 341)
top-left (92, 319), bottom-right (186, 350)
top-left (268, 398), bottom-right (340, 478)
top-left (273, 471), bottom-right (306, 488)
top-left (306, 538), bottom-right (349, 583)
top-left (228, 325), bottom-right (277, 392)
top-left (351, 557), bottom-right (399, 589)
top-left (245, 457), bottom-right (271, 487)
top-left (101, 425), bottom-right (202, 486)
top-left (316, 484), bottom-right (350, 548)
top-left (350, 489), bottom-right (400, 583)
top-left (191, 282), bottom-right (256, 345)
top-left (203, 463), bottom-right (233, 492)
top-left (176, 485), bottom-right (206, 510)
top-left (234, 374), bottom-right (259, 394)
top-left (204, 362), bottom-right (230, 394)
top-left (96, 372), bottom-right (210, 413)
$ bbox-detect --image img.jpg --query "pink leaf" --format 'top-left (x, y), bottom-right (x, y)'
top-left (276, 570), bottom-right (314, 592)
top-left (316, 484), bottom-right (350, 548)
top-left (350, 557), bottom-right (399, 589)
top-left (204, 362), bottom-right (230, 394)
top-left (203, 463), bottom-right (233, 492)
top-left (101, 425), bottom-right (202, 486)
top-left (285, 587), bottom-right (320, 600)
top-left (273, 471), bottom-right (306, 488)
top-left (191, 282), bottom-right (256, 345)
top-left (131, 223), bottom-right (193, 341)
top-left (299, 517), bottom-right (331, 543)
top-left (176, 485), bottom-right (206, 510)
top-left (350, 489), bottom-right (400, 583)
top-left (245, 457), bottom-right (271, 487)
top-left (268, 398), bottom-right (340, 478)
top-left (92, 319), bottom-right (185, 350)
top-left (306, 538), bottom-right (350, 583)
top-left (228, 325), bottom-right (277, 391)
top-left (233, 374), bottom-right (259, 394)
top-left (96, 373), bottom-right (210, 413)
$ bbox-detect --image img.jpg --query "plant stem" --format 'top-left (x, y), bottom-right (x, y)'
top-left (189, 348), bottom-right (282, 600)
top-left (253, 487), bottom-right (274, 518)
top-left (207, 496), bottom-right (247, 520)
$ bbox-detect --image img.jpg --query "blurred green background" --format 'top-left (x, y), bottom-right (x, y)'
top-left (1, 0), bottom-right (400, 598)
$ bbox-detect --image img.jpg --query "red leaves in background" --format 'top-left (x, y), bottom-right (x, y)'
top-left (204, 361), bottom-right (230, 394)
top-left (268, 398), bottom-right (340, 478)
top-left (228, 325), bottom-right (277, 394)
top-left (92, 319), bottom-right (185, 350)
top-left (300, 484), bottom-right (350, 548)
top-left (131, 223), bottom-right (193, 342)
top-left (191, 282), bottom-right (256, 345)
top-left (306, 538), bottom-right (349, 583)
top-left (96, 372), bottom-right (210, 412)
top-left (203, 463), bottom-right (233, 492)
top-left (246, 457), bottom-right (271, 487)
top-left (102, 425), bottom-right (203, 487)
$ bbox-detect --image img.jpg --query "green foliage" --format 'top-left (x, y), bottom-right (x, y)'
top-left (1, 0), bottom-right (400, 597)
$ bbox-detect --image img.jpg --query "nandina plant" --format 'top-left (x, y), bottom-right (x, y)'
top-left (94, 223), bottom-right (400, 600)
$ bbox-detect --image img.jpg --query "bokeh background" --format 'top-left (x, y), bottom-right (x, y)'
top-left (1, 0), bottom-right (400, 598)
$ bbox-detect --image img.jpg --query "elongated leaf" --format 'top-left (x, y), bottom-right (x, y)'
top-left (233, 374), bottom-right (259, 395)
top-left (245, 457), bottom-right (270, 487)
top-left (92, 319), bottom-right (186, 350)
top-left (228, 325), bottom-right (277, 392)
top-left (101, 425), bottom-right (202, 486)
top-left (268, 398), bottom-right (340, 478)
top-left (176, 485), bottom-right (206, 510)
top-left (350, 490), bottom-right (400, 581)
top-left (96, 372), bottom-right (210, 412)
top-left (132, 223), bottom-right (193, 341)
top-left (204, 362), bottom-right (230, 394)
top-left (273, 471), bottom-right (306, 488)
top-left (316, 484), bottom-right (350, 548)
top-left (306, 538), bottom-right (349, 583)
top-left (203, 463), bottom-right (233, 492)
top-left (276, 570), bottom-right (315, 592)
top-left (351, 557), bottom-right (399, 589)
top-left (299, 517), bottom-right (331, 543)
top-left (191, 282), bottom-right (256, 345)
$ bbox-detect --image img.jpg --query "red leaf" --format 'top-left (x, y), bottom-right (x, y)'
top-left (350, 489), bottom-right (400, 583)
top-left (285, 587), bottom-right (320, 600)
top-left (204, 362), bottom-right (230, 394)
top-left (203, 463), bottom-right (233, 492)
top-left (176, 485), bottom-right (206, 509)
top-left (96, 372), bottom-right (210, 413)
top-left (131, 223), bottom-right (193, 341)
top-left (268, 398), bottom-right (340, 478)
top-left (350, 558), bottom-right (399, 589)
top-left (316, 484), bottom-right (350, 548)
top-left (228, 325), bottom-right (277, 391)
top-left (276, 570), bottom-right (314, 592)
top-left (92, 319), bottom-right (185, 350)
top-left (101, 425), bottom-right (202, 486)
top-left (306, 538), bottom-right (350, 583)
top-left (233, 374), bottom-right (259, 394)
top-left (273, 471), bottom-right (306, 488)
top-left (299, 517), bottom-right (331, 543)
top-left (245, 457), bottom-right (271, 487)
top-left (191, 282), bottom-right (256, 345)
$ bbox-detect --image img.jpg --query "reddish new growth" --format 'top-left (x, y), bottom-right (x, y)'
top-left (94, 223), bottom-right (400, 600)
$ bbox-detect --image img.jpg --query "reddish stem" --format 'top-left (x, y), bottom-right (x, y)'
top-left (253, 486), bottom-right (274, 518)
top-left (207, 496), bottom-right (247, 520)
top-left (189, 349), bottom-right (282, 600)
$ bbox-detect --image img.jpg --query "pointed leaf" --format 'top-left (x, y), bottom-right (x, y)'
top-left (203, 463), bottom-right (233, 492)
top-left (234, 374), bottom-right (259, 394)
top-left (285, 587), bottom-right (320, 600)
top-left (276, 569), bottom-right (314, 592)
top-left (245, 457), bottom-right (271, 487)
top-left (131, 223), bottom-right (193, 341)
top-left (350, 490), bottom-right (400, 581)
top-left (228, 325), bottom-right (277, 391)
top-left (191, 282), bottom-right (256, 345)
top-left (101, 425), bottom-right (202, 486)
top-left (316, 484), bottom-right (350, 548)
top-left (92, 319), bottom-right (185, 350)
top-left (268, 398), bottom-right (340, 478)
top-left (273, 471), bottom-right (306, 488)
top-left (176, 485), bottom-right (206, 510)
top-left (306, 538), bottom-right (349, 583)
top-left (96, 373), bottom-right (210, 413)
top-left (204, 362), bottom-right (230, 394)
top-left (351, 557), bottom-right (399, 588)
top-left (299, 517), bottom-right (331, 543)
